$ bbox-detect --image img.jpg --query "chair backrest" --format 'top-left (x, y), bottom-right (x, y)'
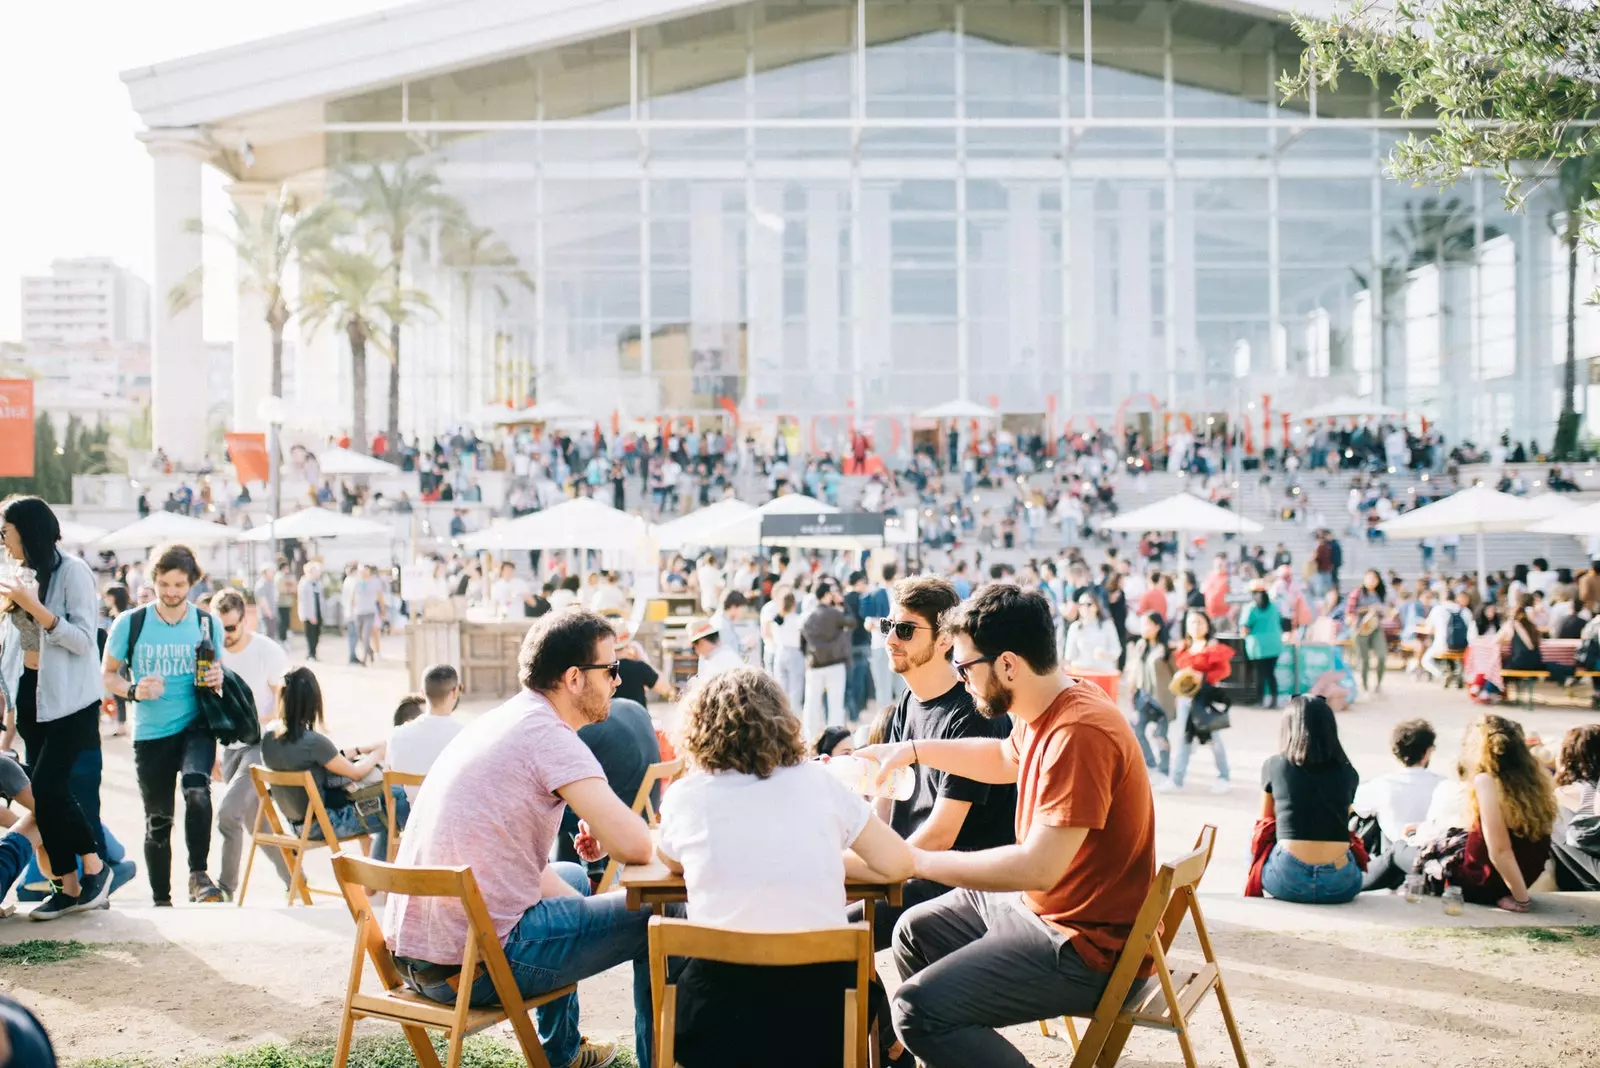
top-left (251, 765), bottom-right (339, 846)
top-left (381, 771), bottom-right (427, 861)
top-left (632, 757), bottom-right (686, 826)
top-left (332, 851), bottom-right (525, 1013)
top-left (383, 769), bottom-right (428, 795)
top-left (647, 917), bottom-right (870, 1068)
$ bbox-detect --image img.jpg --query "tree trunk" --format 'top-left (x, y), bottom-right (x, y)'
top-left (267, 299), bottom-right (289, 400)
top-left (1565, 215), bottom-right (1579, 415)
top-left (348, 320), bottom-right (369, 453)
top-left (387, 320), bottom-right (401, 456)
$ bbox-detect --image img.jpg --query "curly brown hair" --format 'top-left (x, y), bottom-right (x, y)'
top-left (1556, 724), bottom-right (1600, 787)
top-left (679, 667), bottom-right (807, 779)
top-left (1462, 713), bottom-right (1558, 841)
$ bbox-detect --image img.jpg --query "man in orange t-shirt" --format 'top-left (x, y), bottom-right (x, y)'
top-left (857, 584), bottom-right (1156, 1068)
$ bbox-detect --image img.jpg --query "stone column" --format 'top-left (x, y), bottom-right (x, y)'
top-left (141, 129), bottom-right (211, 464)
top-left (226, 182), bottom-right (277, 432)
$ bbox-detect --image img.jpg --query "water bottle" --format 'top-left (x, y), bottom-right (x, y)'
top-left (824, 755), bottom-right (915, 801)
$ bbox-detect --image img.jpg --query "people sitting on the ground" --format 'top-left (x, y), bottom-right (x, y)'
top-left (856, 584), bottom-right (1156, 1067)
top-left (1422, 588), bottom-right (1476, 680)
top-left (656, 667), bottom-right (914, 1068)
top-left (1551, 724), bottom-right (1600, 892)
top-left (384, 611), bottom-right (656, 1068)
top-left (1248, 697), bottom-right (1363, 904)
top-left (1124, 611), bottom-right (1175, 777)
top-left (556, 696), bottom-right (661, 884)
top-left (1062, 592), bottom-right (1120, 671)
top-left (1354, 719), bottom-right (1443, 892)
top-left (259, 667), bottom-right (394, 853)
top-left (846, 577), bottom-right (1016, 952)
top-left (813, 726), bottom-right (854, 757)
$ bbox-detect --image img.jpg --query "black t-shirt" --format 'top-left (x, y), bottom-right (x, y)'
top-left (615, 658), bottom-right (660, 707)
top-left (1261, 753), bottom-right (1358, 843)
top-left (886, 682), bottom-right (1016, 852)
top-left (843, 591), bottom-right (872, 647)
top-left (558, 698), bottom-right (662, 871)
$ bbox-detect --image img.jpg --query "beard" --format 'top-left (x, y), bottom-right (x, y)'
top-left (890, 641), bottom-right (938, 674)
top-left (580, 680), bottom-right (613, 725)
top-left (974, 675), bottom-right (1014, 719)
top-left (160, 592), bottom-right (187, 608)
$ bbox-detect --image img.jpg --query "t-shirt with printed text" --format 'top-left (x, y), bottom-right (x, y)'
top-left (105, 604), bottom-right (224, 741)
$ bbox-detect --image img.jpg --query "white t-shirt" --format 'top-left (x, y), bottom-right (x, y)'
top-left (491, 577), bottom-right (529, 616)
top-left (658, 762), bottom-right (870, 931)
top-left (690, 646), bottom-right (747, 690)
top-left (775, 609), bottom-right (805, 650)
top-left (591, 584), bottom-right (628, 613)
top-left (220, 633), bottom-right (289, 750)
top-left (1425, 603), bottom-right (1476, 655)
top-left (1352, 766), bottom-right (1444, 844)
top-left (388, 714), bottom-right (466, 798)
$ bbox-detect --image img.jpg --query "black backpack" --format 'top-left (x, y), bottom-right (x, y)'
top-left (1445, 608), bottom-right (1470, 652)
top-left (124, 606), bottom-right (261, 747)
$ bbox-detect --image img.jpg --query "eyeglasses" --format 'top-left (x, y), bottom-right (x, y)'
top-left (877, 618), bottom-right (932, 641)
top-left (222, 624), bottom-right (240, 633)
top-left (954, 654), bottom-right (996, 683)
top-left (577, 661), bottom-right (622, 681)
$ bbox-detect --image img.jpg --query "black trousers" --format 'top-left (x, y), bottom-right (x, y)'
top-left (18, 670), bottom-right (103, 876)
top-left (304, 620), bottom-right (321, 659)
top-left (1551, 839), bottom-right (1600, 891)
top-left (132, 726), bottom-right (216, 903)
top-left (1250, 656), bottom-right (1279, 705)
top-left (276, 606), bottom-right (291, 644)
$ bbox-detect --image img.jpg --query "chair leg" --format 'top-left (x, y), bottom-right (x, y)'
top-left (331, 1007), bottom-right (356, 1068)
top-left (505, 1006), bottom-right (550, 1068)
top-left (1092, 1020), bottom-right (1133, 1068)
top-left (1173, 1020), bottom-right (1200, 1068)
top-left (444, 1029), bottom-right (467, 1068)
top-left (1213, 977), bottom-right (1251, 1067)
top-left (284, 848), bottom-right (310, 907)
top-left (1038, 1019), bottom-right (1052, 1037)
top-left (1064, 1016), bottom-right (1080, 1051)
top-left (401, 1024), bottom-right (444, 1068)
top-left (237, 841), bottom-right (257, 908)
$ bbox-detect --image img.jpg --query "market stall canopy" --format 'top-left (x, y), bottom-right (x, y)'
top-left (1526, 499), bottom-right (1600, 536)
top-left (460, 497), bottom-right (652, 553)
top-left (236, 508), bottom-right (393, 542)
top-left (304, 446), bottom-right (402, 477)
top-left (466, 404), bottom-right (523, 427)
top-left (1300, 396), bottom-right (1406, 421)
top-left (95, 512), bottom-right (239, 550)
top-left (655, 498), bottom-right (757, 551)
top-left (690, 493), bottom-right (839, 548)
top-left (519, 399), bottom-right (589, 421)
top-left (1101, 493), bottom-right (1264, 534)
top-left (57, 521), bottom-right (107, 545)
top-left (1520, 494), bottom-right (1582, 521)
top-left (1376, 485), bottom-right (1549, 537)
top-left (918, 399), bottom-right (1001, 420)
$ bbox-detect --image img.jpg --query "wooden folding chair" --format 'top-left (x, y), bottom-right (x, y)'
top-left (648, 916), bottom-right (871, 1068)
top-left (238, 766), bottom-right (372, 907)
top-left (1039, 825), bottom-right (1248, 1068)
top-left (595, 757), bottom-right (685, 893)
top-left (331, 852), bottom-right (577, 1068)
top-left (382, 770), bottom-right (427, 862)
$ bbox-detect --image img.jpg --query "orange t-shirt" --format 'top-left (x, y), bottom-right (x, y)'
top-left (1004, 681), bottom-right (1156, 973)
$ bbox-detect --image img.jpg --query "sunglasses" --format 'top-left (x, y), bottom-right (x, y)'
top-left (222, 624), bottom-right (240, 633)
top-left (954, 654), bottom-right (995, 683)
top-left (877, 618), bottom-right (933, 642)
top-left (577, 661), bottom-right (622, 681)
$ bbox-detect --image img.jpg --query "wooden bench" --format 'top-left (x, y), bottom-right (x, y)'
top-left (1500, 669), bottom-right (1551, 710)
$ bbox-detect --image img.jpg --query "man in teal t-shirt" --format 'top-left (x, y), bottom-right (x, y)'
top-left (101, 545), bottom-right (227, 905)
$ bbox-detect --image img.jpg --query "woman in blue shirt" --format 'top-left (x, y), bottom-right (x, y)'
top-left (0, 496), bottom-right (111, 920)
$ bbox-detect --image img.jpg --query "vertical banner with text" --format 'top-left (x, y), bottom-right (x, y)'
top-left (225, 432), bottom-right (270, 486)
top-left (0, 380), bottom-right (35, 479)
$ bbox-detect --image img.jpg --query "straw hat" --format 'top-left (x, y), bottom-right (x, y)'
top-left (1169, 669), bottom-right (1204, 699)
top-left (686, 620), bottom-right (721, 644)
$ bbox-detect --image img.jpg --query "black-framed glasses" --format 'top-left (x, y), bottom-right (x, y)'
top-left (954, 654), bottom-right (995, 683)
top-left (877, 618), bottom-right (932, 641)
top-left (222, 624), bottom-right (240, 633)
top-left (577, 661), bottom-right (622, 681)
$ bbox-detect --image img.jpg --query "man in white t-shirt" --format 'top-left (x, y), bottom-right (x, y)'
top-left (1422, 589), bottom-right (1477, 680)
top-left (211, 588), bottom-right (291, 901)
top-left (490, 561), bottom-right (531, 619)
top-left (686, 620), bottom-right (745, 691)
top-left (388, 664), bottom-right (467, 798)
top-left (1355, 719), bottom-right (1443, 891)
top-left (1526, 557), bottom-right (1558, 598)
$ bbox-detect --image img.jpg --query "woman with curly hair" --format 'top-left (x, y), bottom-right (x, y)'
top-left (1455, 714), bottom-right (1558, 911)
top-left (1551, 724), bottom-right (1600, 891)
top-left (658, 667), bottom-right (913, 1068)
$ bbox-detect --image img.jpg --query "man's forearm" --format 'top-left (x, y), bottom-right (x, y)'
top-left (913, 844), bottom-right (1046, 892)
top-left (913, 738), bottom-right (1017, 785)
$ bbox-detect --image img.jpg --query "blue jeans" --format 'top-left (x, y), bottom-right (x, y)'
top-left (0, 832), bottom-right (32, 900)
top-left (1169, 697), bottom-right (1229, 787)
top-left (1261, 845), bottom-right (1362, 904)
top-left (300, 798), bottom-right (387, 844)
top-left (845, 645), bottom-right (873, 718)
top-left (407, 862), bottom-right (655, 1068)
top-left (370, 786), bottom-right (410, 863)
top-left (1131, 693), bottom-right (1170, 776)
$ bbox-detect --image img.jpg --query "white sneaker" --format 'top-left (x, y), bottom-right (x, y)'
top-left (1209, 780), bottom-right (1232, 795)
top-left (1155, 778), bottom-right (1184, 794)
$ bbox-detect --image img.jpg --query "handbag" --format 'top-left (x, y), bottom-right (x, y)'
top-left (1185, 685), bottom-right (1232, 738)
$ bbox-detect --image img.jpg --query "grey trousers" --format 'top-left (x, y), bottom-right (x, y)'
top-left (216, 745), bottom-right (291, 898)
top-left (891, 888), bottom-right (1114, 1068)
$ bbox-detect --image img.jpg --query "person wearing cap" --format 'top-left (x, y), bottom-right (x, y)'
top-left (687, 620), bottom-right (745, 691)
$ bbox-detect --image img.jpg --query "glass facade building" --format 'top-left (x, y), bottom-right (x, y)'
top-left (139, 0), bottom-right (1593, 452)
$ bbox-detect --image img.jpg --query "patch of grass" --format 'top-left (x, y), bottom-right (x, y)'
top-left (1424, 924), bottom-right (1600, 947)
top-left (72, 1035), bottom-right (640, 1068)
top-left (0, 939), bottom-right (91, 965)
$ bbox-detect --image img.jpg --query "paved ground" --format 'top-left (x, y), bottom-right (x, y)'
top-left (5, 633), bottom-right (1600, 1066)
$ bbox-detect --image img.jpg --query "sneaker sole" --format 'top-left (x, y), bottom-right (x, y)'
top-left (27, 907), bottom-right (67, 922)
top-left (71, 878), bottom-right (113, 914)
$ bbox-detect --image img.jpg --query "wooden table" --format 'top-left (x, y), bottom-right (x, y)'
top-left (619, 855), bottom-right (903, 1068)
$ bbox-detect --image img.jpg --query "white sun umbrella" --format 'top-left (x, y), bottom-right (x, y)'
top-left (918, 399), bottom-right (1001, 420)
top-left (95, 512), bottom-right (238, 550)
top-left (656, 498), bottom-right (757, 552)
top-left (461, 497), bottom-right (653, 555)
top-left (236, 508), bottom-right (393, 542)
top-left (691, 494), bottom-right (839, 548)
top-left (1378, 484), bottom-right (1551, 597)
top-left (308, 446), bottom-right (401, 477)
top-left (1526, 498), bottom-right (1600, 537)
top-left (57, 520), bottom-right (107, 546)
top-left (1101, 492), bottom-right (1264, 535)
top-left (1521, 494), bottom-right (1582, 521)
top-left (1301, 395), bottom-right (1406, 421)
top-left (519, 399), bottom-right (588, 421)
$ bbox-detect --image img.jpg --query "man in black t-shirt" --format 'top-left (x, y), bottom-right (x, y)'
top-left (613, 626), bottom-right (677, 707)
top-left (556, 698), bottom-right (661, 882)
top-left (846, 576), bottom-right (1015, 948)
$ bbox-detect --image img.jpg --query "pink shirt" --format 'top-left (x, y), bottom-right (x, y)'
top-left (384, 690), bottom-right (603, 964)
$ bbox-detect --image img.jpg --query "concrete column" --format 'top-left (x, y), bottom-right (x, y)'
top-left (142, 129), bottom-right (210, 464)
top-left (747, 185), bottom-right (785, 407)
top-left (806, 188), bottom-right (842, 392)
top-left (225, 182), bottom-right (276, 432)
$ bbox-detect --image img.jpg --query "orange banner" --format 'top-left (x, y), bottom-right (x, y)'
top-left (0, 380), bottom-right (34, 478)
top-left (225, 432), bottom-right (270, 485)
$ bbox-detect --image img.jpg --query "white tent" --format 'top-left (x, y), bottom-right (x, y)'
top-left (95, 512), bottom-right (239, 550)
top-left (236, 508), bottom-right (393, 542)
top-left (1301, 395), bottom-right (1406, 421)
top-left (57, 521), bottom-right (107, 545)
top-left (1520, 494), bottom-right (1582, 521)
top-left (1101, 493), bottom-right (1264, 534)
top-left (1526, 499), bottom-right (1600, 537)
top-left (690, 494), bottom-right (839, 548)
top-left (460, 497), bottom-right (653, 554)
top-left (465, 404), bottom-right (523, 427)
top-left (519, 399), bottom-right (589, 421)
top-left (1378, 484), bottom-right (1552, 596)
top-left (918, 399), bottom-right (1001, 420)
top-left (307, 447), bottom-right (401, 477)
top-left (656, 499), bottom-right (757, 551)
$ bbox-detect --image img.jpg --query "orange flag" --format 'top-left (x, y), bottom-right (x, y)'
top-left (225, 432), bottom-right (270, 485)
top-left (0, 380), bottom-right (34, 478)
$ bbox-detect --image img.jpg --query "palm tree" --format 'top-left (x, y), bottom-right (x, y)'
top-left (441, 222), bottom-right (535, 409)
top-left (168, 186), bottom-right (335, 399)
top-left (335, 160), bottom-right (457, 450)
top-left (299, 248), bottom-right (430, 453)
top-left (1553, 154), bottom-right (1600, 459)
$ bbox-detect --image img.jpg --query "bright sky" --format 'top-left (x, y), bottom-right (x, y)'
top-left (0, 0), bottom-right (395, 344)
